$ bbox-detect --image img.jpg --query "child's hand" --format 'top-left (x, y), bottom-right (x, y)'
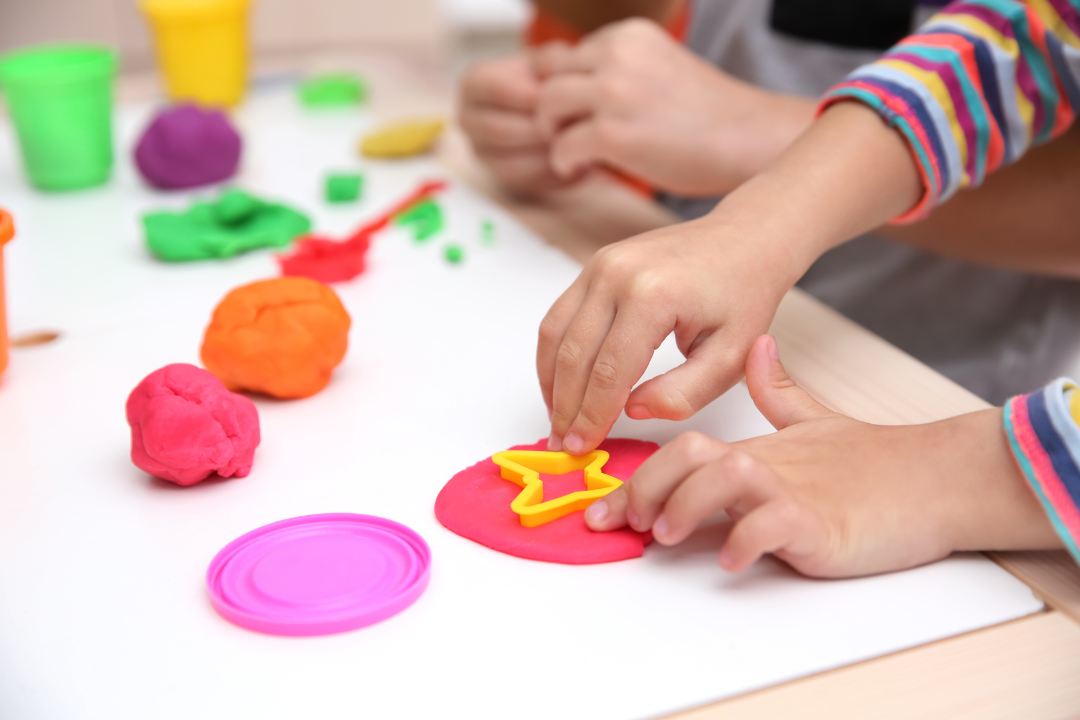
top-left (585, 335), bottom-right (1061, 577)
top-left (532, 19), bottom-right (815, 196)
top-left (539, 210), bottom-right (807, 456)
top-left (458, 53), bottom-right (579, 197)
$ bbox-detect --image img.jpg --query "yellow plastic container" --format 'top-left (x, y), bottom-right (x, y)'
top-left (140, 0), bottom-right (251, 107)
top-left (0, 208), bottom-right (14, 378)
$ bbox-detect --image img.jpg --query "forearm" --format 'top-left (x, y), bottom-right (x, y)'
top-left (820, 0), bottom-right (1080, 225)
top-left (880, 122), bottom-right (1080, 278)
top-left (702, 101), bottom-right (921, 279)
top-left (532, 0), bottom-right (684, 34)
top-left (933, 408), bottom-right (1062, 552)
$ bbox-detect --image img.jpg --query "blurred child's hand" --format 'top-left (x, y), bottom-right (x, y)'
top-left (532, 19), bottom-right (815, 196)
top-left (585, 335), bottom-right (1061, 578)
top-left (459, 53), bottom-right (579, 197)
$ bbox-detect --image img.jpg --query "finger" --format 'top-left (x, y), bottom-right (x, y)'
top-left (460, 107), bottom-right (547, 152)
top-left (535, 75), bottom-right (596, 139)
top-left (584, 484), bottom-right (628, 531)
top-left (563, 303), bottom-right (669, 455)
top-left (531, 39), bottom-right (601, 78)
top-left (719, 497), bottom-right (821, 573)
top-left (626, 331), bottom-right (742, 421)
top-left (744, 334), bottom-right (835, 430)
top-left (462, 58), bottom-right (539, 112)
top-left (621, 431), bottom-right (729, 532)
top-left (548, 289), bottom-right (616, 451)
top-left (548, 119), bottom-right (603, 178)
top-left (537, 276), bottom-right (590, 421)
top-left (653, 450), bottom-right (780, 546)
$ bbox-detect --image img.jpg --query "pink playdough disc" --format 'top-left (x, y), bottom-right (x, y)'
top-left (435, 438), bottom-right (657, 564)
top-left (126, 363), bottom-right (260, 486)
top-left (207, 513), bottom-right (431, 636)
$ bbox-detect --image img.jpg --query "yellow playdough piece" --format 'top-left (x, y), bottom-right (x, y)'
top-left (360, 118), bottom-right (445, 158)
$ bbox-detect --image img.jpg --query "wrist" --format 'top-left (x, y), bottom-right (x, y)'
top-left (937, 409), bottom-right (1061, 553)
top-left (707, 102), bottom-right (922, 272)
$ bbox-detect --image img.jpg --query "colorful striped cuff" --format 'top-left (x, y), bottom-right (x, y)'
top-left (1003, 378), bottom-right (1080, 566)
top-left (816, 86), bottom-right (941, 223)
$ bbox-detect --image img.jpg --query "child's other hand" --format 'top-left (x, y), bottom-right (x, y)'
top-left (459, 53), bottom-right (580, 197)
top-left (585, 335), bottom-right (1061, 578)
top-left (532, 19), bottom-right (815, 197)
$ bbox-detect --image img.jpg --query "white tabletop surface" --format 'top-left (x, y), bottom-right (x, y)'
top-left (0, 87), bottom-right (1044, 720)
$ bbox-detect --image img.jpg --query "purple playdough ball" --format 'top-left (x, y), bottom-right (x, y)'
top-left (134, 104), bottom-right (242, 189)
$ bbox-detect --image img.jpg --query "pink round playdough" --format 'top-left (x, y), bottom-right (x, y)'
top-left (126, 363), bottom-right (260, 486)
top-left (435, 438), bottom-right (657, 564)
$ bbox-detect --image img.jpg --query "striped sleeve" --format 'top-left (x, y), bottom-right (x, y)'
top-left (1004, 378), bottom-right (1080, 565)
top-left (818, 0), bottom-right (1080, 223)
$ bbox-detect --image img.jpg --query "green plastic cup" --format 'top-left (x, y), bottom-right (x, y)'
top-left (0, 45), bottom-right (117, 191)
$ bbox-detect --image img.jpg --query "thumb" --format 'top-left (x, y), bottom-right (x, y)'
top-left (745, 335), bottom-right (834, 430)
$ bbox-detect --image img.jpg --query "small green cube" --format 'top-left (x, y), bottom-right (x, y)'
top-left (444, 244), bottom-right (464, 264)
top-left (299, 73), bottom-right (368, 107)
top-left (325, 173), bottom-right (364, 203)
top-left (480, 219), bottom-right (495, 246)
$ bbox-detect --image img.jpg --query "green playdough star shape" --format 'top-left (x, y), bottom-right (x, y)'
top-left (143, 189), bottom-right (312, 262)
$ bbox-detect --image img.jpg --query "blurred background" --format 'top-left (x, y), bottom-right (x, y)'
top-left (0, 0), bottom-right (530, 76)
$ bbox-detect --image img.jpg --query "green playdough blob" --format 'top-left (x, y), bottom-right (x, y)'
top-left (444, 244), bottom-right (464, 264)
top-left (143, 189), bottom-right (312, 262)
top-left (298, 73), bottom-right (368, 107)
top-left (326, 173), bottom-right (363, 203)
top-left (480, 219), bottom-right (495, 246)
top-left (395, 199), bottom-right (444, 242)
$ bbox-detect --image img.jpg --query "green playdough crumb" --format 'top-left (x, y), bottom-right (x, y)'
top-left (395, 199), bottom-right (444, 241)
top-left (444, 244), bottom-right (464, 264)
top-left (326, 173), bottom-right (363, 203)
top-left (143, 189), bottom-right (312, 262)
top-left (299, 73), bottom-right (368, 107)
top-left (480, 219), bottom-right (495, 246)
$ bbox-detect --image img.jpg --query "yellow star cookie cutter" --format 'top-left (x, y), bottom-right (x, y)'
top-left (491, 449), bottom-right (623, 527)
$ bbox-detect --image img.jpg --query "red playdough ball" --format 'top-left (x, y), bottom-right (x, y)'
top-left (126, 363), bottom-right (261, 486)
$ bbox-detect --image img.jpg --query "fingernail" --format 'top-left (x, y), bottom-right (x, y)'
top-left (653, 514), bottom-right (669, 540)
top-left (627, 404), bottom-right (652, 419)
top-left (718, 546), bottom-right (735, 570)
top-left (564, 433), bottom-right (584, 454)
top-left (585, 499), bottom-right (608, 524)
top-left (626, 506), bottom-right (640, 530)
top-left (767, 336), bottom-right (780, 361)
top-left (547, 433), bottom-right (563, 451)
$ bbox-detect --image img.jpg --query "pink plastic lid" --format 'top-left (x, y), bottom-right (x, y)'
top-left (207, 513), bottom-right (431, 636)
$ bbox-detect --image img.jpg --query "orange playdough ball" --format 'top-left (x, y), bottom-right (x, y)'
top-left (201, 277), bottom-right (351, 399)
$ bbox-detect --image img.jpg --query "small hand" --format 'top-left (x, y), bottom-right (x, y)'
top-left (458, 53), bottom-right (583, 197)
top-left (537, 213), bottom-right (796, 456)
top-left (585, 335), bottom-right (1060, 577)
top-left (533, 19), bottom-right (816, 197)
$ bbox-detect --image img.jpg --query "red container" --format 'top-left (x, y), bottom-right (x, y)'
top-left (0, 208), bottom-right (13, 377)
